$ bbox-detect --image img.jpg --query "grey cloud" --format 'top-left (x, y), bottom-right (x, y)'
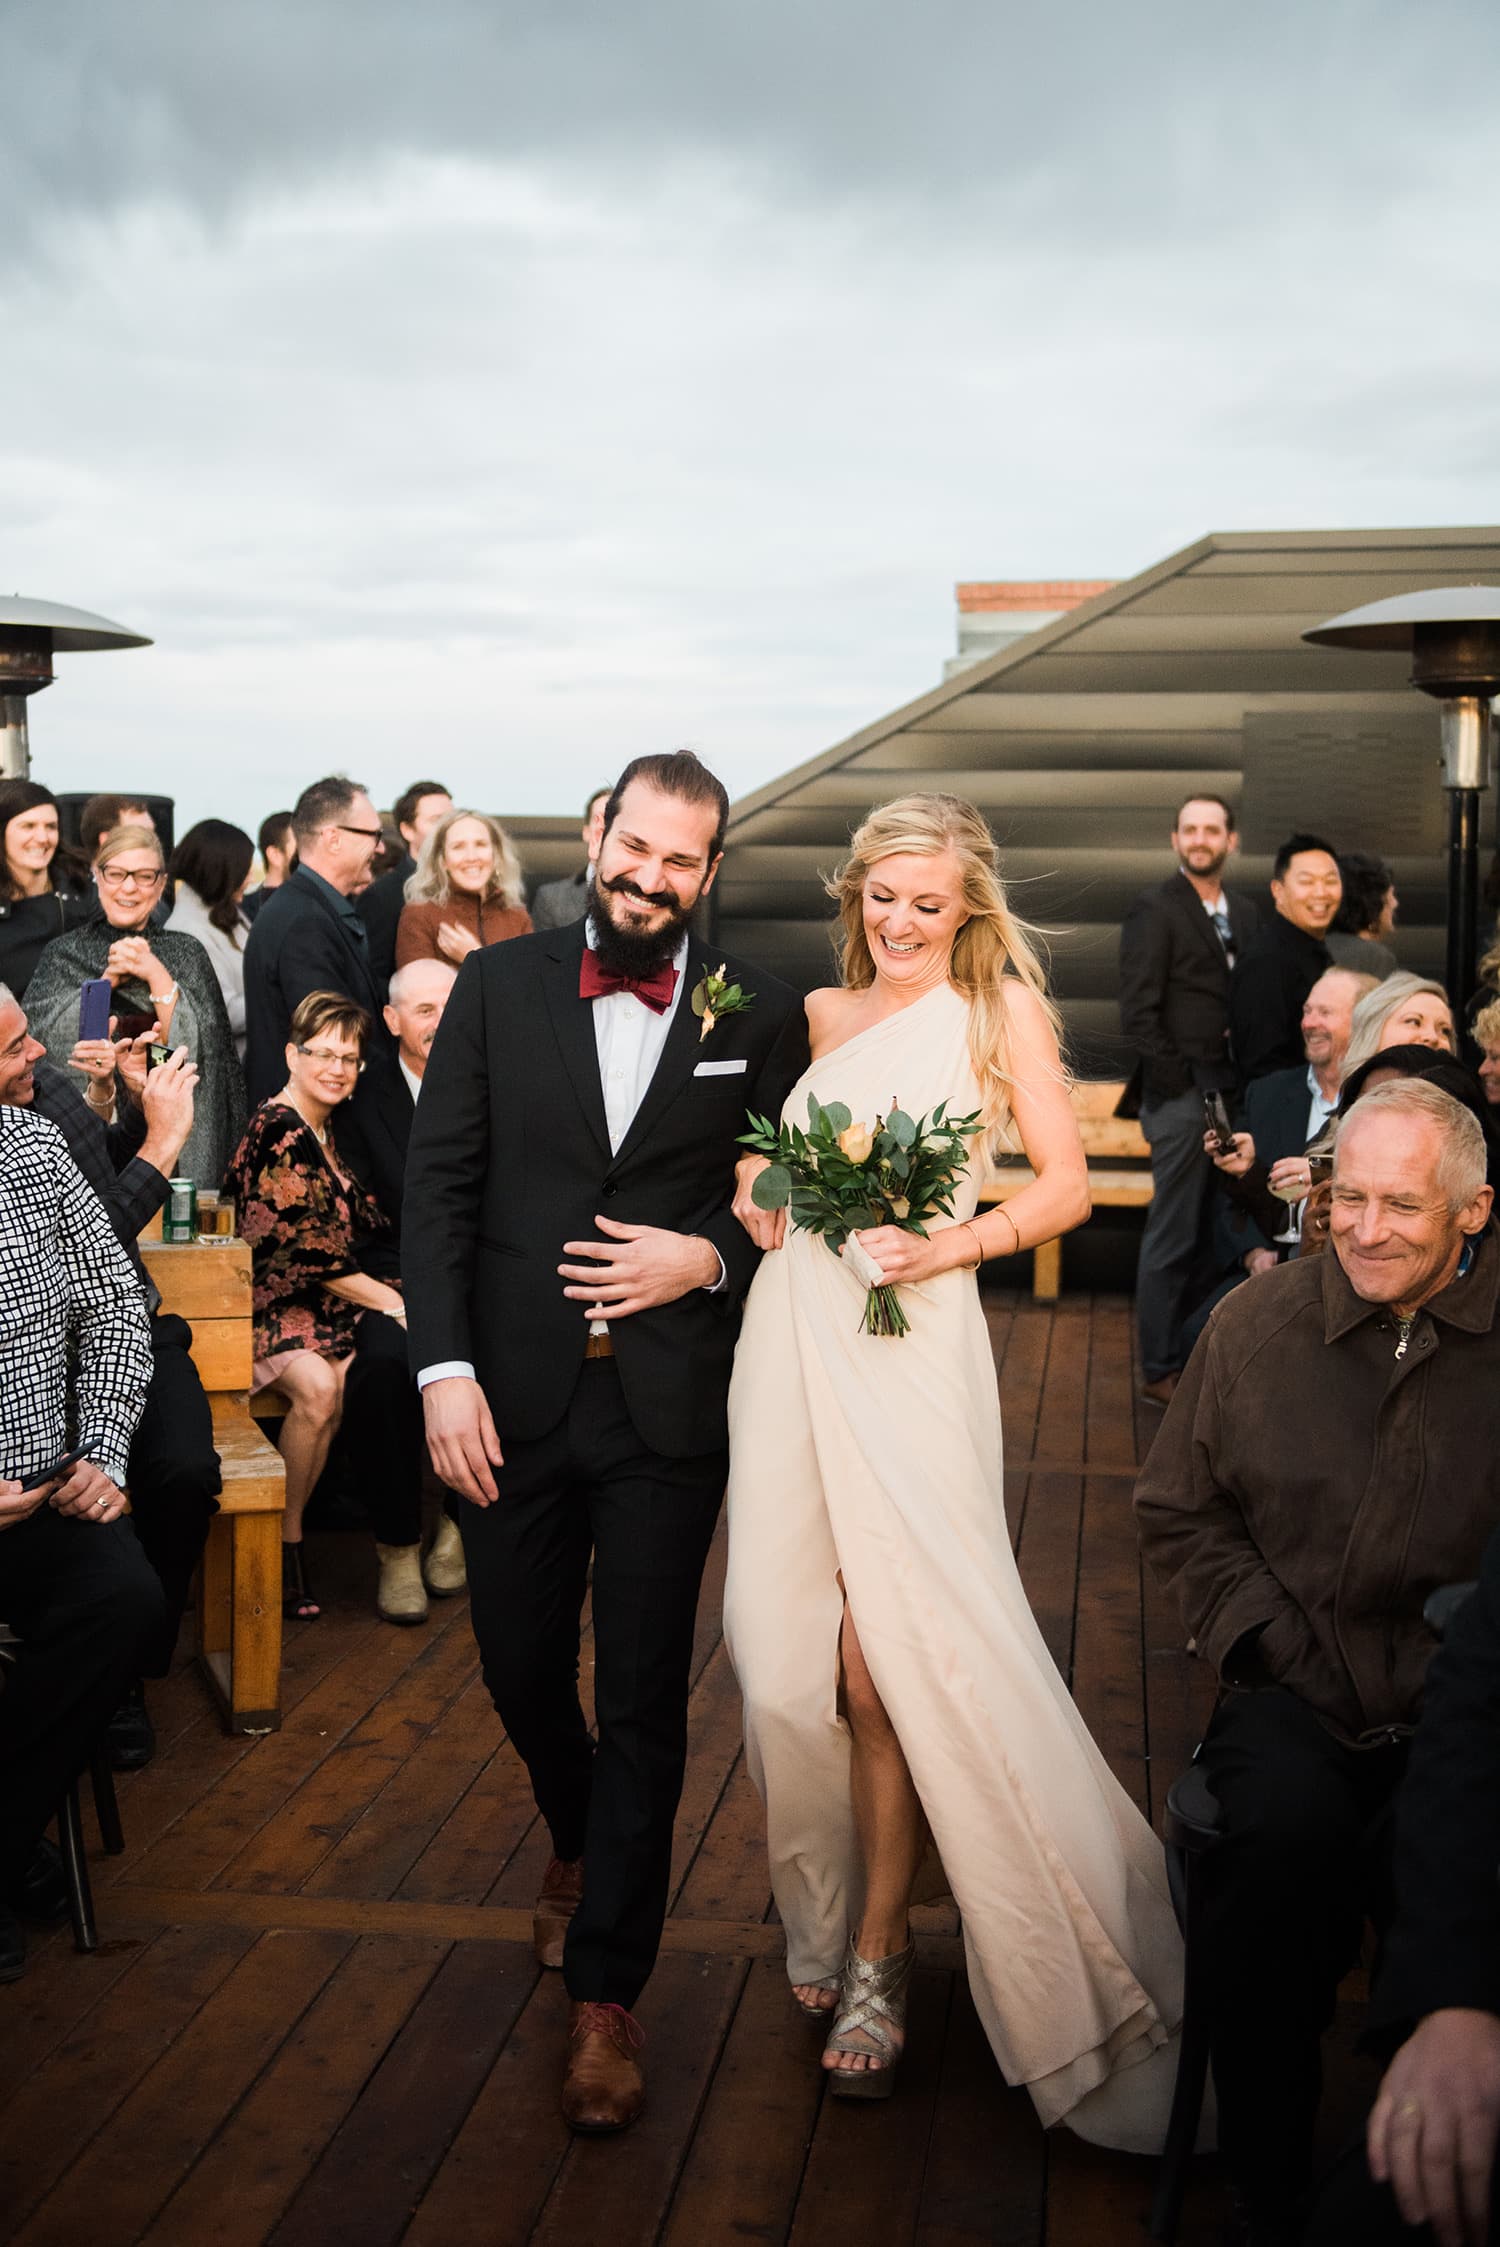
top-left (11, 0), bottom-right (1499, 255)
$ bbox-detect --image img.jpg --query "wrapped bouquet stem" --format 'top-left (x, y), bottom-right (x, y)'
top-left (740, 1093), bottom-right (980, 1336)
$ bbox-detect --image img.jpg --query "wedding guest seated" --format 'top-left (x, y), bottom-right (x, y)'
top-left (1327, 851), bottom-right (1400, 982)
top-left (1475, 998), bottom-right (1500, 1111)
top-left (1305, 1526), bottom-right (1500, 2247)
top-left (166, 819), bottom-right (255, 1063)
top-left (0, 987), bottom-right (218, 1770)
top-left (0, 780), bottom-right (90, 1001)
top-left (336, 957), bottom-right (456, 1274)
top-left (0, 1105), bottom-right (158, 1980)
top-left (1205, 965), bottom-right (1375, 1273)
top-left (1136, 1081), bottom-right (1500, 2240)
top-left (356, 778), bottom-right (451, 992)
top-left (225, 991), bottom-right (436, 1627)
top-left (241, 810), bottom-right (296, 925)
top-left (26, 823), bottom-right (245, 1187)
top-left (394, 808), bottom-right (532, 970)
top-left (1341, 971), bottom-right (1457, 1077)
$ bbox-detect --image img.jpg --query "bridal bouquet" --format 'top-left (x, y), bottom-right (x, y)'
top-left (740, 1093), bottom-right (980, 1337)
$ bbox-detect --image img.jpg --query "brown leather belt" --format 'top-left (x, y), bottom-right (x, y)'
top-left (583, 1330), bottom-right (615, 1359)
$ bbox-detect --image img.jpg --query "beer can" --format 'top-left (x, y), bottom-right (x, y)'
top-left (164, 1178), bottom-right (198, 1243)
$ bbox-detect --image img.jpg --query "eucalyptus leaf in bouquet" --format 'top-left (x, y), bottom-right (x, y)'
top-left (740, 1092), bottom-right (980, 1336)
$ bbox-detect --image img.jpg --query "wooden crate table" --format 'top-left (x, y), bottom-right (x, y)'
top-left (978, 1080), bottom-right (1153, 1300)
top-left (139, 1237), bottom-right (286, 1734)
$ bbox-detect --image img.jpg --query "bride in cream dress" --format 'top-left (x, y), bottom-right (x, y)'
top-left (722, 793), bottom-right (1190, 2152)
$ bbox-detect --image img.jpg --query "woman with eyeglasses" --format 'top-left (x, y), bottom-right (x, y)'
top-left (25, 823), bottom-right (246, 1185)
top-left (225, 991), bottom-right (432, 1625)
top-left (0, 778), bottom-right (92, 1000)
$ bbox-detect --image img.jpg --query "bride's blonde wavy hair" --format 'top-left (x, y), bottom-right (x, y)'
top-left (827, 793), bottom-right (1066, 1135)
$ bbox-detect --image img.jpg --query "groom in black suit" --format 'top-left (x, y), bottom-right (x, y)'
top-left (402, 751), bottom-right (808, 2133)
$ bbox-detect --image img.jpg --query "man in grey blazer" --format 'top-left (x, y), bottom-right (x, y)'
top-left (530, 788), bottom-right (610, 930)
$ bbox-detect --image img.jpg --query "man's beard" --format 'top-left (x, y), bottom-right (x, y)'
top-left (587, 868), bottom-right (698, 979)
top-left (1180, 846), bottom-right (1229, 879)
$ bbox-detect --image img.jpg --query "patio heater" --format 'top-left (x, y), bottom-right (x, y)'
top-left (0, 596), bottom-right (153, 782)
top-left (1304, 586), bottom-right (1500, 1016)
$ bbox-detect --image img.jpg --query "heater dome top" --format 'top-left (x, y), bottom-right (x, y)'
top-left (0, 596), bottom-right (151, 652)
top-left (1304, 584), bottom-right (1500, 652)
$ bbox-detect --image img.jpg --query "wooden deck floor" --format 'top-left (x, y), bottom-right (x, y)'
top-left (5, 1289), bottom-right (1247, 2246)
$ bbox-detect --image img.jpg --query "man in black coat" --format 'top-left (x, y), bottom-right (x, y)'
top-left (355, 777), bottom-right (451, 993)
top-left (1305, 1533), bottom-right (1500, 2246)
top-left (242, 775), bottom-right (385, 1106)
top-left (338, 956), bottom-right (456, 1279)
top-left (1228, 831), bottom-right (1343, 1083)
top-left (530, 787), bottom-right (610, 931)
top-left (1117, 794), bottom-right (1260, 1403)
top-left (403, 752), bottom-right (808, 2134)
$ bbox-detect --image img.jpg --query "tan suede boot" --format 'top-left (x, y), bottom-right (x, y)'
top-left (375, 1542), bottom-right (429, 1625)
top-left (423, 1514), bottom-right (467, 1597)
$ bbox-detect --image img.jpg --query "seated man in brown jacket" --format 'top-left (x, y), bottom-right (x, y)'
top-left (1136, 1079), bottom-right (1500, 2243)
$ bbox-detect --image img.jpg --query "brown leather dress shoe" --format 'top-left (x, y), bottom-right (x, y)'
top-left (534, 1855), bottom-right (585, 1970)
top-left (561, 2001), bottom-right (646, 2134)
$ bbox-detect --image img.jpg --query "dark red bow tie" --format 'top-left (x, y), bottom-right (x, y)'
top-left (579, 948), bottom-right (679, 1014)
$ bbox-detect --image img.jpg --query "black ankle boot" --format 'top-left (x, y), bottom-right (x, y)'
top-left (107, 1681), bottom-right (157, 1771)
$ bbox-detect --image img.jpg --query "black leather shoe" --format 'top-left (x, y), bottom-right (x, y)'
top-left (0, 1902), bottom-right (25, 1982)
top-left (108, 1682), bottom-right (156, 1771)
top-left (8, 1837), bottom-right (68, 1924)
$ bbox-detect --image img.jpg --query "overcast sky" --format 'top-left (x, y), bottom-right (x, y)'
top-left (8, 1), bottom-right (1500, 843)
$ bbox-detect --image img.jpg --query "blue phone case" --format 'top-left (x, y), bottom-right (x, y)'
top-left (78, 978), bottom-right (113, 1043)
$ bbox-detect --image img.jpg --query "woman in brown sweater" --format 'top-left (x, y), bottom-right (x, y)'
top-left (394, 808), bottom-right (532, 969)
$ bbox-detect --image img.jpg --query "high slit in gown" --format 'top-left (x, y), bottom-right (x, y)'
top-left (722, 983), bottom-right (1190, 2150)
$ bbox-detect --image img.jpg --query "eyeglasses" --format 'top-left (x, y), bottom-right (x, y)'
top-left (98, 866), bottom-right (165, 889)
top-left (334, 825), bottom-right (386, 842)
top-left (296, 1046), bottom-right (365, 1074)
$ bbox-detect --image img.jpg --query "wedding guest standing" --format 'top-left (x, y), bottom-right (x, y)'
top-left (1229, 832), bottom-right (1343, 1081)
top-left (404, 752), bottom-right (807, 2134)
top-left (394, 808), bottom-right (532, 970)
top-left (0, 780), bottom-right (91, 1000)
top-left (242, 810), bottom-right (296, 924)
top-left (167, 819), bottom-right (255, 1062)
top-left (357, 777), bottom-right (452, 991)
top-left (531, 788), bottom-right (610, 930)
top-left (725, 794), bottom-right (1187, 2148)
top-left (26, 823), bottom-right (245, 1187)
top-left (226, 991), bottom-right (430, 1626)
top-left (1117, 793), bottom-right (1260, 1407)
top-left (1326, 850), bottom-right (1400, 981)
top-left (242, 776), bottom-right (385, 1105)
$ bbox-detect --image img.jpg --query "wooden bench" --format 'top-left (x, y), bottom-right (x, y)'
top-left (978, 1080), bottom-right (1152, 1300)
top-left (139, 1236), bottom-right (287, 1735)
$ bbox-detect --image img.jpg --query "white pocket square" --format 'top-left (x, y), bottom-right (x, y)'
top-left (694, 1058), bottom-right (748, 1076)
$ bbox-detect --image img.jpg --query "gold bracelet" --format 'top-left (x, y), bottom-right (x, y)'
top-left (959, 1219), bottom-right (984, 1270)
top-left (996, 1206), bottom-right (1021, 1257)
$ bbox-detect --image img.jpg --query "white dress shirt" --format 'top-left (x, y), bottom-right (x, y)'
top-left (417, 923), bottom-right (718, 1387)
top-left (399, 1054), bottom-right (423, 1104)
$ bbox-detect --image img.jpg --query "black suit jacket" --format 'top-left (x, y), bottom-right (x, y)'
top-left (402, 920), bottom-right (810, 1456)
top-left (1228, 915), bottom-right (1332, 1084)
top-left (1117, 872), bottom-right (1261, 1110)
top-left (357, 856), bottom-right (416, 995)
top-left (242, 866), bottom-right (384, 1108)
top-left (336, 1047), bottom-right (414, 1280)
top-left (1214, 1064), bottom-right (1321, 1261)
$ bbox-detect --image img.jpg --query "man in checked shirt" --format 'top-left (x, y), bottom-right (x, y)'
top-left (0, 1103), bottom-right (160, 1981)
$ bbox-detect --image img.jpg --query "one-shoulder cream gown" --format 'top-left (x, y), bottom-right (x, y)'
top-left (723, 984), bottom-right (1190, 2151)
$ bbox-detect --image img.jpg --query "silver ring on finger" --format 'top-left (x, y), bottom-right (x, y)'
top-left (94, 1495), bottom-right (109, 1513)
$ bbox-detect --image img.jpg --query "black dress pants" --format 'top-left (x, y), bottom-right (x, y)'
top-left (333, 1310), bottom-right (424, 1547)
top-left (126, 1313), bottom-right (221, 1678)
top-left (1303, 2124), bottom-right (1500, 2244)
top-left (0, 1508), bottom-right (163, 1886)
top-left (457, 1360), bottom-right (726, 2009)
top-left (1198, 1688), bottom-right (1408, 2213)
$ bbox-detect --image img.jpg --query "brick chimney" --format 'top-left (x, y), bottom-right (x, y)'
top-left (945, 579), bottom-right (1113, 679)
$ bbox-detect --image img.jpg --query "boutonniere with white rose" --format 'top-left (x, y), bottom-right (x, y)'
top-left (690, 962), bottom-right (755, 1044)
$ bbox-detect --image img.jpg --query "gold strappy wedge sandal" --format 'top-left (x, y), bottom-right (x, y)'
top-left (823, 1937), bottom-right (916, 2100)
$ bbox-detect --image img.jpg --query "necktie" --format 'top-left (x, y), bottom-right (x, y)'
top-left (1210, 904), bottom-right (1234, 966)
top-left (579, 948), bottom-right (679, 1014)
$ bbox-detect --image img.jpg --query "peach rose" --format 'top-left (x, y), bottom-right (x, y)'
top-left (837, 1121), bottom-right (875, 1163)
